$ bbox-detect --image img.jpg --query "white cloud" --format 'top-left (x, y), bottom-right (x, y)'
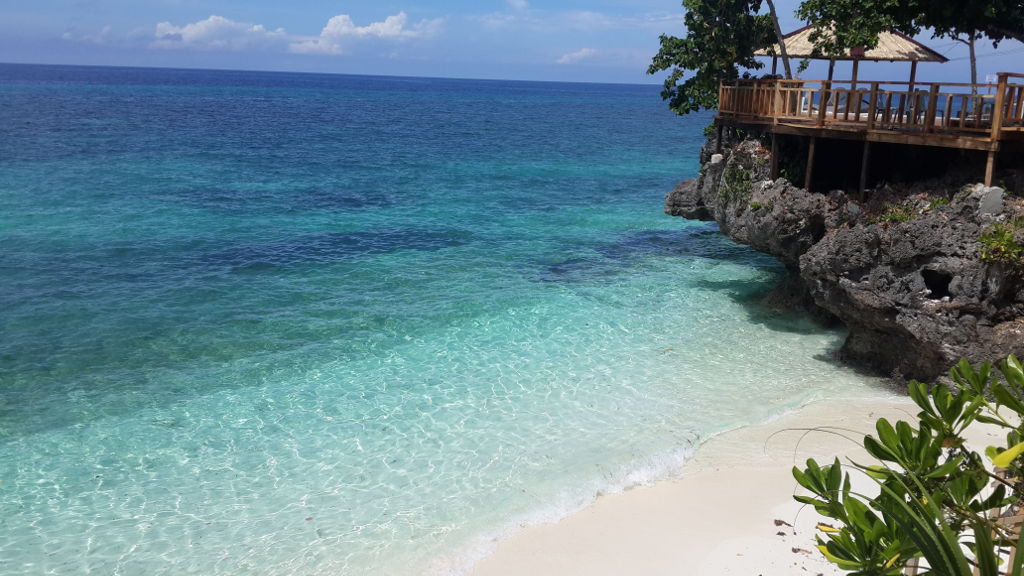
top-left (62, 25), bottom-right (113, 45)
top-left (289, 12), bottom-right (443, 55)
top-left (563, 11), bottom-right (616, 30)
top-left (152, 15), bottom-right (286, 51)
top-left (149, 12), bottom-right (441, 55)
top-left (476, 8), bottom-right (681, 33)
top-left (556, 48), bottom-right (598, 64)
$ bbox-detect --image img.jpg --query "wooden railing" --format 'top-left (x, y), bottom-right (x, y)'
top-left (718, 72), bottom-right (1024, 141)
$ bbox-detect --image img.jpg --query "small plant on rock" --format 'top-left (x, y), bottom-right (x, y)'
top-left (879, 204), bottom-right (914, 224)
top-left (980, 219), bottom-right (1024, 265)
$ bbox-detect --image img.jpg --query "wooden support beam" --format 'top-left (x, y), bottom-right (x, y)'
top-left (866, 82), bottom-right (879, 130)
top-left (716, 122), bottom-right (723, 154)
top-left (859, 141), bottom-right (871, 201)
top-left (985, 149), bottom-right (997, 186)
top-left (993, 73), bottom-right (1008, 142)
top-left (925, 84), bottom-right (940, 133)
top-left (765, 122), bottom-right (1001, 151)
top-left (805, 136), bottom-right (817, 191)
top-left (817, 82), bottom-right (830, 127)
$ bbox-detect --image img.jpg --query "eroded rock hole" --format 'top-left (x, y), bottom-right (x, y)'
top-left (922, 269), bottom-right (953, 299)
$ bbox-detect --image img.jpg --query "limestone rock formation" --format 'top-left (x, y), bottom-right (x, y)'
top-left (667, 138), bottom-right (1024, 381)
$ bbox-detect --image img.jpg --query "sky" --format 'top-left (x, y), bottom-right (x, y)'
top-left (1, 0), bottom-right (1021, 84)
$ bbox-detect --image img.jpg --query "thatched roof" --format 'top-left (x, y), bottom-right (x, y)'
top-left (755, 26), bottom-right (948, 62)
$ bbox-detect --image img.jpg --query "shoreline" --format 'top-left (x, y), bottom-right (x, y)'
top-left (466, 393), bottom-right (1005, 576)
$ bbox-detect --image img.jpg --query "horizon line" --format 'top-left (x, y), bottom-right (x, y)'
top-left (0, 60), bottom-right (667, 88)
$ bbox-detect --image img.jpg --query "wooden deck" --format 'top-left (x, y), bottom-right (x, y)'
top-left (715, 73), bottom-right (1024, 188)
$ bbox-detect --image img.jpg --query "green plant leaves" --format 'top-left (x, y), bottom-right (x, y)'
top-left (794, 355), bottom-right (1024, 575)
top-left (991, 441), bottom-right (1024, 469)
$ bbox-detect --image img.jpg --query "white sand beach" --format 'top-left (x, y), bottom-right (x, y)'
top-left (470, 394), bottom-right (1006, 576)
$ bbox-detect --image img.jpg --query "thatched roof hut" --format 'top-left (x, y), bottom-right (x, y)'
top-left (755, 26), bottom-right (948, 87)
top-left (755, 26), bottom-right (948, 63)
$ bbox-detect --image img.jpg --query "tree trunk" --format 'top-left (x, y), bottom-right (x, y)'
top-left (957, 35), bottom-right (979, 95)
top-left (968, 33), bottom-right (977, 95)
top-left (765, 0), bottom-right (792, 79)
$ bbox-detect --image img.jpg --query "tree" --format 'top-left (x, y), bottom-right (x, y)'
top-left (764, 0), bottom-right (794, 79)
top-left (795, 0), bottom-right (1024, 57)
top-left (794, 356), bottom-right (1024, 575)
top-left (648, 0), bottom-right (774, 114)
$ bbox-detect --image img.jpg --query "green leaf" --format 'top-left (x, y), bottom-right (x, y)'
top-left (876, 478), bottom-right (972, 576)
top-left (991, 440), bottom-right (1024, 469)
top-left (1011, 511), bottom-right (1024, 576)
top-left (971, 519), bottom-right (999, 576)
top-left (923, 457), bottom-right (961, 479)
top-left (993, 383), bottom-right (1024, 415)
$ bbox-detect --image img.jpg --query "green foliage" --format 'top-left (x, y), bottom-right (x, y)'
top-left (979, 220), bottom-right (1023, 265)
top-left (721, 161), bottom-right (753, 205)
top-left (879, 204), bottom-right (914, 224)
top-left (796, 0), bottom-right (1024, 56)
top-left (928, 197), bottom-right (951, 210)
top-left (749, 201), bottom-right (773, 211)
top-left (648, 0), bottom-right (773, 114)
top-left (794, 356), bottom-right (1024, 575)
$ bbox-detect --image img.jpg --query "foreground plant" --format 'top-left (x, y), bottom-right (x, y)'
top-left (794, 356), bottom-right (1024, 575)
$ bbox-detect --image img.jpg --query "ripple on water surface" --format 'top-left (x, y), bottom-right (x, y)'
top-left (0, 65), bottom-right (893, 576)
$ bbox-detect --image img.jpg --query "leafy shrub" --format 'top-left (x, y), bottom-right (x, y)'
top-left (980, 220), bottom-right (1023, 265)
top-left (721, 161), bottom-right (752, 205)
top-left (879, 204), bottom-right (914, 223)
top-left (794, 356), bottom-right (1024, 575)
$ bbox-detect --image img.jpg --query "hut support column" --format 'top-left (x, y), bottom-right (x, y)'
top-left (716, 122), bottom-right (723, 154)
top-left (985, 149), bottom-right (997, 186)
top-left (805, 137), bottom-right (817, 191)
top-left (859, 141), bottom-right (871, 200)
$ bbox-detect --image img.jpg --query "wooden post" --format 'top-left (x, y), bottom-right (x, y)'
top-left (925, 84), bottom-right (940, 133)
top-left (859, 141), bottom-right (871, 200)
top-left (773, 78), bottom-right (783, 123)
top-left (867, 82), bottom-right (879, 129)
top-left (985, 149), bottom-right (997, 186)
top-left (771, 133), bottom-right (780, 179)
top-left (716, 122), bottom-right (724, 154)
top-left (772, 56), bottom-right (778, 76)
top-left (817, 81), bottom-right (830, 127)
top-left (992, 73), bottom-right (1008, 141)
top-left (805, 137), bottom-right (817, 191)
top-left (985, 74), bottom-right (1009, 186)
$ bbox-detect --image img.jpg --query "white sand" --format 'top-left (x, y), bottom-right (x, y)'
top-left (469, 395), bottom-right (1006, 576)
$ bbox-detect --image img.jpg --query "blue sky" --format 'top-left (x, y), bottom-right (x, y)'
top-left (1, 0), bottom-right (1021, 84)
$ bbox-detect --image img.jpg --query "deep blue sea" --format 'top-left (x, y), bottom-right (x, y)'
top-left (0, 63), bottom-right (889, 575)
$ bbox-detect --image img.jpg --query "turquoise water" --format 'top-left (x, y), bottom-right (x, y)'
top-left (0, 64), bottom-right (888, 575)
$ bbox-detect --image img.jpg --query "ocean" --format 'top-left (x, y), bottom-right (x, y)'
top-left (0, 63), bottom-right (889, 575)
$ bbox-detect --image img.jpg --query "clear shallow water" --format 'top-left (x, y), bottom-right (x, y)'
top-left (0, 64), bottom-right (890, 575)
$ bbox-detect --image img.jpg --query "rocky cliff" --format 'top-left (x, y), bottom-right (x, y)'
top-left (667, 137), bottom-right (1024, 381)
